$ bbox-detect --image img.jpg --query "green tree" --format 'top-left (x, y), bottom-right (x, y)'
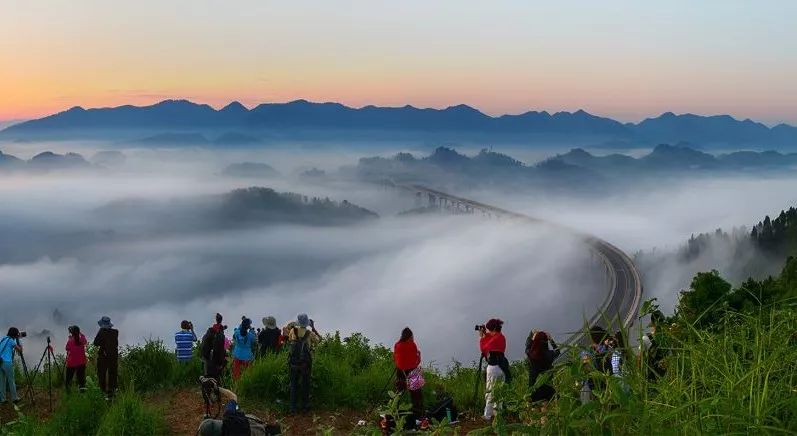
top-left (676, 270), bottom-right (732, 327)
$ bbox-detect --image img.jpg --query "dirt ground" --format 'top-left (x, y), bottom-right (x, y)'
top-left (2, 385), bottom-right (491, 435)
top-left (154, 387), bottom-right (491, 435)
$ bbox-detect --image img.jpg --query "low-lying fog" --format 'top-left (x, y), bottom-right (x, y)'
top-left (1, 142), bottom-right (795, 364)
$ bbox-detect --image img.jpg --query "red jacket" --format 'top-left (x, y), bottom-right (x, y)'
top-left (480, 332), bottom-right (506, 356)
top-left (393, 339), bottom-right (421, 371)
top-left (65, 334), bottom-right (87, 368)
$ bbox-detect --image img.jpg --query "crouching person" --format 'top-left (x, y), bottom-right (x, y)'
top-left (197, 378), bottom-right (280, 436)
top-left (284, 314), bottom-right (321, 414)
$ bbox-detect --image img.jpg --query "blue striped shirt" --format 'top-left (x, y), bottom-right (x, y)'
top-left (175, 330), bottom-right (196, 362)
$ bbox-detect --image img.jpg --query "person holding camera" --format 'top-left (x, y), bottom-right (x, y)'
top-left (478, 318), bottom-right (506, 421)
top-left (284, 313), bottom-right (320, 414)
top-left (65, 325), bottom-right (88, 392)
top-left (175, 320), bottom-right (197, 363)
top-left (201, 313), bottom-right (228, 383)
top-left (0, 327), bottom-right (24, 404)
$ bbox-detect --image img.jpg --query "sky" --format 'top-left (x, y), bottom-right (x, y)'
top-left (1, 1), bottom-right (796, 124)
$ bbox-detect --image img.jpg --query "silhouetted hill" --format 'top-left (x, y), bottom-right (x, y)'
top-left (555, 145), bottom-right (797, 173)
top-left (0, 150), bottom-right (98, 173)
top-left (5, 99), bottom-right (797, 148)
top-left (96, 186), bottom-right (378, 231)
top-left (213, 132), bottom-right (261, 145)
top-left (221, 162), bottom-right (280, 178)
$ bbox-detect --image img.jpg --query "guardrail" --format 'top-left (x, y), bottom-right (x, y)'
top-left (391, 181), bottom-right (643, 348)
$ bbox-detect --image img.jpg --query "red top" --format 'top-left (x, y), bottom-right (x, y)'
top-left (480, 332), bottom-right (506, 356)
top-left (393, 339), bottom-right (421, 371)
top-left (65, 334), bottom-right (87, 368)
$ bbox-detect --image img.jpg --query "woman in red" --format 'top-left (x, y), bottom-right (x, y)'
top-left (393, 327), bottom-right (424, 422)
top-left (478, 318), bottom-right (507, 420)
top-left (65, 325), bottom-right (88, 392)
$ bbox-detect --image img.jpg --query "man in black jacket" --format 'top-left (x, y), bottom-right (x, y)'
top-left (93, 316), bottom-right (119, 398)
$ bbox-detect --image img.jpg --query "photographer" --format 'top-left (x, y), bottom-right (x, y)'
top-left (478, 318), bottom-right (507, 421)
top-left (284, 313), bottom-right (320, 414)
top-left (93, 316), bottom-right (119, 399)
top-left (0, 327), bottom-right (23, 404)
top-left (525, 330), bottom-right (559, 403)
top-left (175, 320), bottom-right (197, 363)
top-left (201, 313), bottom-right (228, 383)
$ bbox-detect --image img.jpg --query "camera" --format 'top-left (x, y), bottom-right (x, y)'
top-left (18, 331), bottom-right (27, 338)
top-left (474, 325), bottom-right (485, 331)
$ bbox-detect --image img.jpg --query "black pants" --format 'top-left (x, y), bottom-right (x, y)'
top-left (396, 368), bottom-right (424, 419)
top-left (65, 365), bottom-right (86, 391)
top-left (97, 356), bottom-right (118, 396)
top-left (289, 363), bottom-right (311, 412)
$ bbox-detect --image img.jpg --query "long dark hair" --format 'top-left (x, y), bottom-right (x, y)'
top-left (528, 331), bottom-right (549, 362)
top-left (399, 327), bottom-right (413, 342)
top-left (69, 325), bottom-right (81, 345)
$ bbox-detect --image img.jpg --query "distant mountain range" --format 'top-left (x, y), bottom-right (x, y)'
top-left (3, 99), bottom-right (796, 149)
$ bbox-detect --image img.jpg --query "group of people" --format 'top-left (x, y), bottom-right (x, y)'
top-left (1, 310), bottom-right (667, 431)
top-left (0, 316), bottom-right (120, 403)
top-left (392, 316), bottom-right (666, 425)
top-left (179, 312), bottom-right (321, 415)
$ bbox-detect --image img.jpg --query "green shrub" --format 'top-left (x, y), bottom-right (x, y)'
top-left (95, 391), bottom-right (167, 436)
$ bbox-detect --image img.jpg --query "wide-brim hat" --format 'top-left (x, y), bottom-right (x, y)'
top-left (262, 316), bottom-right (277, 328)
top-left (98, 316), bottom-right (113, 328)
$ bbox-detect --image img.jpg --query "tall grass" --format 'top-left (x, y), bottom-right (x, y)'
top-left (95, 391), bottom-right (167, 436)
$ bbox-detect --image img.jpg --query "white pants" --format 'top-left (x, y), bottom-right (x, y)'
top-left (483, 364), bottom-right (505, 419)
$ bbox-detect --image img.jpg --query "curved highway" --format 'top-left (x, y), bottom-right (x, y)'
top-left (396, 183), bottom-right (643, 347)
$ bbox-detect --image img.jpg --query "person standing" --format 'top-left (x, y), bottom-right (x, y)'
top-left (284, 313), bottom-right (321, 414)
top-left (93, 316), bottom-right (119, 399)
top-left (231, 317), bottom-right (256, 380)
top-left (478, 318), bottom-right (506, 421)
top-left (525, 330), bottom-right (560, 403)
top-left (201, 313), bottom-right (227, 383)
top-left (258, 316), bottom-right (282, 356)
top-left (65, 325), bottom-right (88, 392)
top-left (175, 320), bottom-right (197, 363)
top-left (0, 328), bottom-right (23, 404)
top-left (393, 327), bottom-right (425, 424)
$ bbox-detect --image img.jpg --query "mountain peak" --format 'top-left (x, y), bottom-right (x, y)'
top-left (221, 101), bottom-right (248, 112)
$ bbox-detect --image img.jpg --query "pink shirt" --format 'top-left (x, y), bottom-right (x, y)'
top-left (65, 334), bottom-right (88, 368)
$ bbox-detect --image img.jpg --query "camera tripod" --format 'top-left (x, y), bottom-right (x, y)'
top-left (19, 336), bottom-right (63, 411)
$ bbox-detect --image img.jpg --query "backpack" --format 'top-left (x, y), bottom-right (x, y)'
top-left (221, 409), bottom-right (250, 436)
top-left (202, 328), bottom-right (226, 363)
top-left (288, 329), bottom-right (312, 368)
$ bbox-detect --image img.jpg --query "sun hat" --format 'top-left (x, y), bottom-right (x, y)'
top-left (98, 316), bottom-right (113, 329)
top-left (262, 316), bottom-right (277, 329)
top-left (297, 313), bottom-right (309, 328)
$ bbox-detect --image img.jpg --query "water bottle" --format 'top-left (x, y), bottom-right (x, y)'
top-left (446, 407), bottom-right (452, 423)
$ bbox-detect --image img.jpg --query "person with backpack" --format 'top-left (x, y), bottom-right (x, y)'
top-left (175, 320), bottom-right (197, 363)
top-left (393, 327), bottom-right (426, 426)
top-left (93, 316), bottom-right (119, 399)
top-left (201, 313), bottom-right (228, 383)
top-left (579, 325), bottom-right (610, 404)
top-left (231, 317), bottom-right (256, 381)
top-left (525, 330), bottom-right (560, 403)
top-left (478, 318), bottom-right (507, 421)
top-left (0, 327), bottom-right (23, 404)
top-left (258, 316), bottom-right (282, 356)
top-left (65, 325), bottom-right (88, 392)
top-left (640, 310), bottom-right (667, 380)
top-left (284, 313), bottom-right (320, 414)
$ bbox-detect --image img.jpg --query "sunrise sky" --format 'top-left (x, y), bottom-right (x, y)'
top-left (2, 1), bottom-right (796, 124)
